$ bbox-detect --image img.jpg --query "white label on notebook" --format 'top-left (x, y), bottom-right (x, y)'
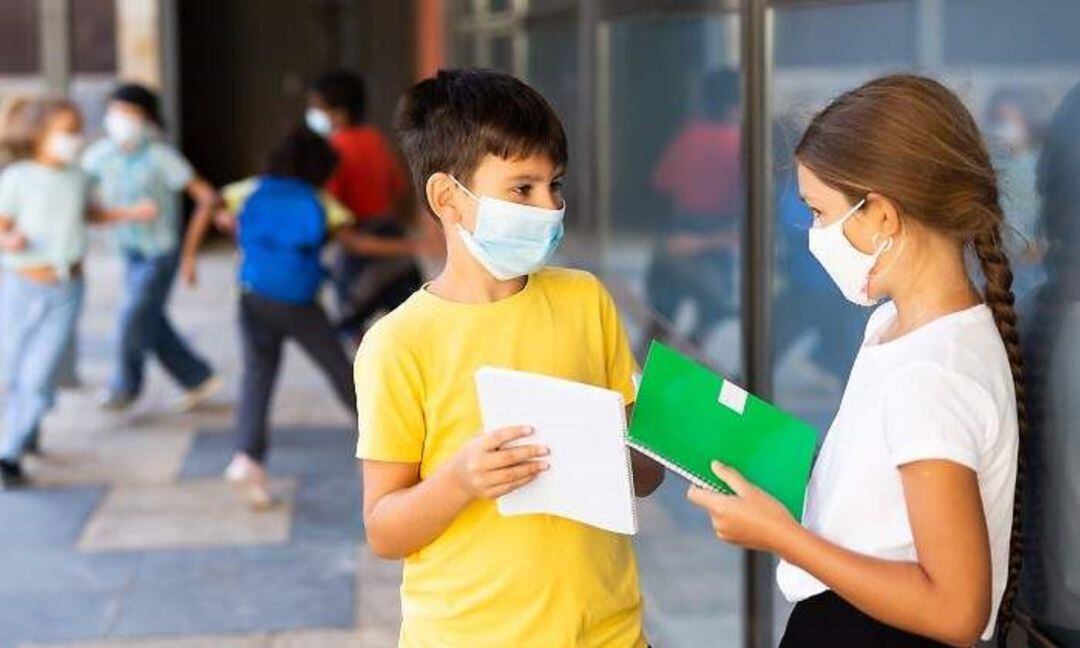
top-left (718, 380), bottom-right (749, 415)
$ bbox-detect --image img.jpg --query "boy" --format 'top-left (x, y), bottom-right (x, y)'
top-left (306, 70), bottom-right (425, 333)
top-left (82, 83), bottom-right (220, 412)
top-left (356, 68), bottom-right (664, 647)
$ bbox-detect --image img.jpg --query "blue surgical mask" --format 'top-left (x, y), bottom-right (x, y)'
top-left (450, 175), bottom-right (565, 280)
top-left (104, 111), bottom-right (145, 146)
top-left (305, 108), bottom-right (333, 137)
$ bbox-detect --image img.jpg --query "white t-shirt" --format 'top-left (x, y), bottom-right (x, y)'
top-left (776, 301), bottom-right (1019, 640)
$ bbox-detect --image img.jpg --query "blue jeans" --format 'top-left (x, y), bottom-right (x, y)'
top-left (1, 271), bottom-right (84, 461)
top-left (110, 250), bottom-right (212, 397)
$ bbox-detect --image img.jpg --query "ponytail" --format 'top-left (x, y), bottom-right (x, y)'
top-left (972, 214), bottom-right (1028, 647)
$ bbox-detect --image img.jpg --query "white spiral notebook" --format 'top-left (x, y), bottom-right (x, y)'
top-left (474, 366), bottom-right (638, 535)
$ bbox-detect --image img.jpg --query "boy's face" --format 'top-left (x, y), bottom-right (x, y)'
top-left (307, 92), bottom-right (349, 130)
top-left (449, 153), bottom-right (564, 230)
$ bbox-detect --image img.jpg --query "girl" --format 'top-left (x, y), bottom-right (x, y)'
top-left (687, 75), bottom-right (1023, 647)
top-left (181, 125), bottom-right (359, 508)
top-left (0, 98), bottom-right (154, 487)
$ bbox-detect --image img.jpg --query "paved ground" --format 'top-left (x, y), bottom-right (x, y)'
top-left (0, 243), bottom-right (791, 647)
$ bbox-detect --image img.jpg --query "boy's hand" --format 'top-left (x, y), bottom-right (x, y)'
top-left (179, 254), bottom-right (198, 287)
top-left (213, 208), bottom-right (237, 234)
top-left (124, 199), bottom-right (159, 222)
top-left (451, 426), bottom-right (550, 500)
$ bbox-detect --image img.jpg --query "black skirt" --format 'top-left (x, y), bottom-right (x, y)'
top-left (780, 591), bottom-right (951, 648)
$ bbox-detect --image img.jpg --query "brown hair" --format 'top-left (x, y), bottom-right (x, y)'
top-left (395, 68), bottom-right (568, 218)
top-left (1, 96), bottom-right (80, 161)
top-left (0, 95), bottom-right (35, 163)
top-left (796, 74), bottom-right (1026, 645)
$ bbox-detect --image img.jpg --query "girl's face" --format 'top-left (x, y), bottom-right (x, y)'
top-left (36, 108), bottom-right (84, 167)
top-left (797, 162), bottom-right (880, 255)
top-left (797, 162), bottom-right (906, 303)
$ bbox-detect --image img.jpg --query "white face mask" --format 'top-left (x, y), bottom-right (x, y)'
top-left (104, 111), bottom-right (145, 146)
top-left (807, 198), bottom-right (895, 307)
top-left (449, 175), bottom-right (565, 281)
top-left (305, 108), bottom-right (333, 137)
top-left (45, 132), bottom-right (83, 165)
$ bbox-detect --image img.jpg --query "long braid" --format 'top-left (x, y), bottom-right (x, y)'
top-left (971, 221), bottom-right (1027, 647)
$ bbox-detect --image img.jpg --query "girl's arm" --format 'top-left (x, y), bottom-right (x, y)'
top-left (0, 215), bottom-right (26, 251)
top-left (178, 177), bottom-right (221, 287)
top-left (688, 460), bottom-right (990, 647)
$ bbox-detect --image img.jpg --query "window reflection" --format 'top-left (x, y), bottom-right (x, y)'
top-left (645, 67), bottom-right (742, 361)
top-left (1022, 81), bottom-right (1080, 648)
top-left (451, 1), bottom-right (1080, 645)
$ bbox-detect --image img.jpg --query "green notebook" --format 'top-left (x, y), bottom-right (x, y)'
top-left (628, 341), bottom-right (817, 521)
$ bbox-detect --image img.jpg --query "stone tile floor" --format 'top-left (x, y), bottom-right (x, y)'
top-left (1, 245), bottom-right (789, 648)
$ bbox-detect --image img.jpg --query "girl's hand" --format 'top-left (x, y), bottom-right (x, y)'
top-left (0, 229), bottom-right (27, 252)
top-left (687, 461), bottom-right (799, 553)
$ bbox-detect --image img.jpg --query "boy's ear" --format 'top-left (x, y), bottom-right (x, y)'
top-left (426, 173), bottom-right (461, 225)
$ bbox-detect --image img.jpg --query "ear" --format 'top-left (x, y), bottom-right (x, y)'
top-left (425, 172), bottom-right (462, 225)
top-left (865, 191), bottom-right (902, 239)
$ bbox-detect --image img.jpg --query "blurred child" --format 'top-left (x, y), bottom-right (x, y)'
top-left (306, 70), bottom-right (427, 335)
top-left (181, 125), bottom-right (361, 508)
top-left (82, 83), bottom-right (220, 412)
top-left (356, 69), bottom-right (664, 647)
top-left (0, 98), bottom-right (155, 487)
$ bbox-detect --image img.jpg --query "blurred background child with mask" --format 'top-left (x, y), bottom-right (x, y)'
top-left (82, 83), bottom-right (221, 414)
top-left (0, 98), bottom-right (155, 488)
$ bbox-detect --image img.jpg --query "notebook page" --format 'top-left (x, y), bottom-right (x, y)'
top-left (474, 366), bottom-right (637, 535)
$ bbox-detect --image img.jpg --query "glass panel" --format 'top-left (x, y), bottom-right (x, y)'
top-left (526, 17), bottom-right (579, 221)
top-left (769, 1), bottom-right (1080, 643)
top-left (71, 0), bottom-right (116, 74)
top-left (489, 34), bottom-right (514, 71)
top-left (601, 12), bottom-right (745, 647)
top-left (770, 1), bottom-right (916, 634)
top-left (70, 0), bottom-right (117, 138)
top-left (0, 0), bottom-right (40, 74)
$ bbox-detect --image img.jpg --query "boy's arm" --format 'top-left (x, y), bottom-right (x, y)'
top-left (87, 199), bottom-right (158, 224)
top-left (332, 228), bottom-right (422, 257)
top-left (178, 176), bottom-right (220, 287)
top-left (361, 426), bottom-right (549, 560)
top-left (627, 405), bottom-right (665, 496)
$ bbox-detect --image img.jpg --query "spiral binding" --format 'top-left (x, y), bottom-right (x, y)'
top-left (626, 441), bottom-right (722, 494)
top-left (618, 405), bottom-right (639, 534)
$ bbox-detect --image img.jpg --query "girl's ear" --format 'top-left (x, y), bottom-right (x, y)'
top-left (425, 173), bottom-right (461, 225)
top-left (865, 191), bottom-right (902, 238)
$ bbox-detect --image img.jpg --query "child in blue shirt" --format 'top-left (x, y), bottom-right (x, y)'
top-left (0, 98), bottom-right (154, 487)
top-left (181, 125), bottom-right (361, 507)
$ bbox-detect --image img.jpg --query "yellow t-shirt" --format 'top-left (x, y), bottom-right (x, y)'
top-left (355, 267), bottom-right (646, 648)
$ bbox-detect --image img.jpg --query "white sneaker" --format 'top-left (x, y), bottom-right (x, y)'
top-left (224, 453), bottom-right (274, 510)
top-left (172, 375), bottom-right (222, 413)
